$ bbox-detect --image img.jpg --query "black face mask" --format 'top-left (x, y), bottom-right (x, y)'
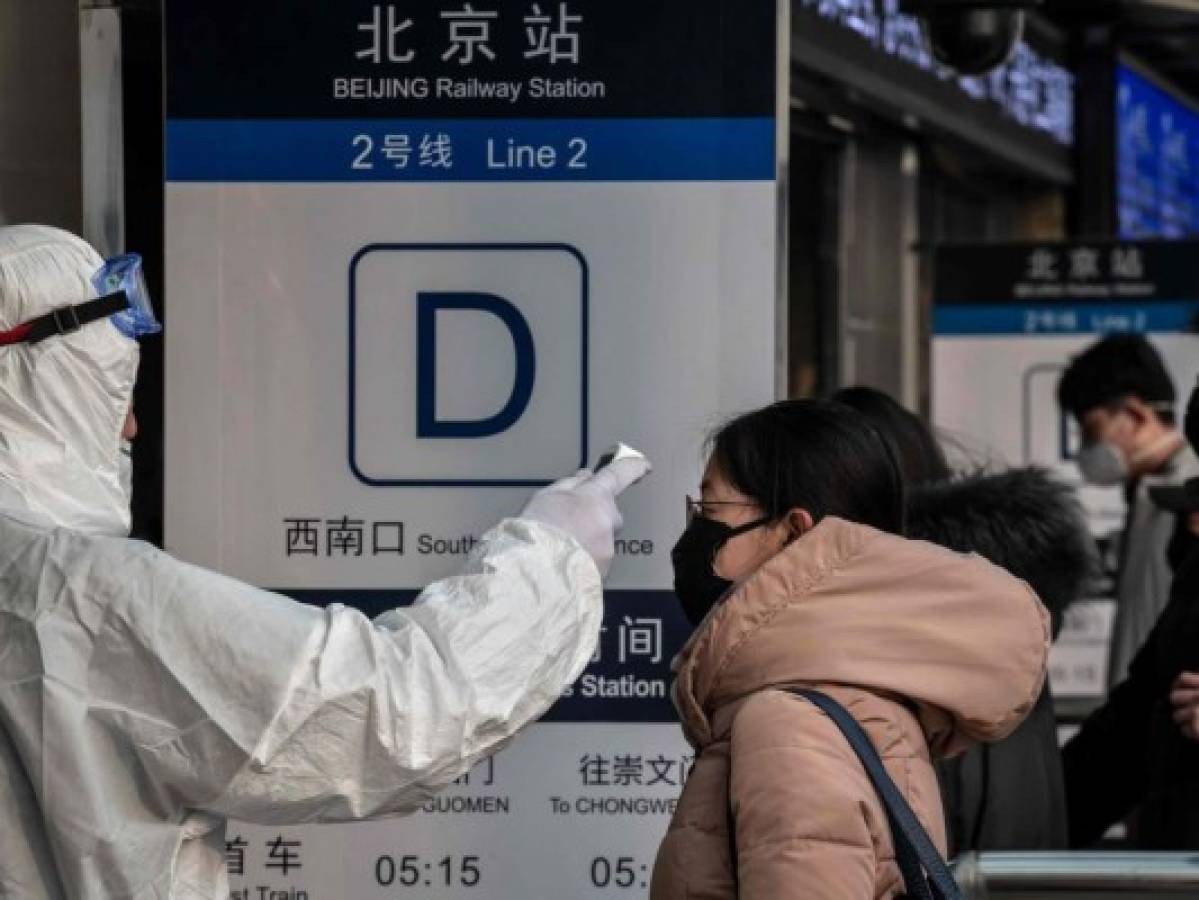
top-left (671, 514), bottom-right (771, 628)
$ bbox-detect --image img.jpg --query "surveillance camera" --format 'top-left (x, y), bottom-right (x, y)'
top-left (920, 8), bottom-right (1025, 76)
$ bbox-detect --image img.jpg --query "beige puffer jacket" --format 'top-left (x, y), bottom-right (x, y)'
top-left (650, 517), bottom-right (1050, 900)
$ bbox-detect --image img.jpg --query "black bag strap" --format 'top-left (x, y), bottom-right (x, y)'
top-left (786, 688), bottom-right (963, 900)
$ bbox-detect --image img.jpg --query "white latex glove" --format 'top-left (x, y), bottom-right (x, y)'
top-left (520, 449), bottom-right (651, 577)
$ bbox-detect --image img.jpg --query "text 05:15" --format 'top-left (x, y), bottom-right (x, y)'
top-left (374, 855), bottom-right (481, 889)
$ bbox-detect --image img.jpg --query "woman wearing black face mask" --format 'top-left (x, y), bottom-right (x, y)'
top-left (670, 400), bottom-right (907, 628)
top-left (651, 400), bottom-right (1051, 900)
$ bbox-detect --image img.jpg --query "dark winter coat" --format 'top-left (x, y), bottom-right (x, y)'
top-left (1064, 547), bottom-right (1199, 848)
top-left (908, 468), bottom-right (1095, 855)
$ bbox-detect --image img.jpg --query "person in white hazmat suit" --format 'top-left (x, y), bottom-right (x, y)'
top-left (0, 224), bottom-right (651, 899)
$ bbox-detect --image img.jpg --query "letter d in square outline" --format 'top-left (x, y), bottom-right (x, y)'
top-left (348, 242), bottom-right (589, 487)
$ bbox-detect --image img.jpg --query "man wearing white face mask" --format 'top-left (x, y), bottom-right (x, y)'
top-left (0, 224), bottom-right (649, 899)
top-left (1058, 333), bottom-right (1199, 688)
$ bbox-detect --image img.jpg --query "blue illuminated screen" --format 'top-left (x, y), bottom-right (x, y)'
top-left (1117, 62), bottom-right (1199, 238)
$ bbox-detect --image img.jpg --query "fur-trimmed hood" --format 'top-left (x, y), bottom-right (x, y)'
top-left (907, 468), bottom-right (1095, 639)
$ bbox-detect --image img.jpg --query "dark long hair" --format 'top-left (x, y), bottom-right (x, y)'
top-left (708, 399), bottom-right (906, 535)
top-left (832, 386), bottom-right (952, 488)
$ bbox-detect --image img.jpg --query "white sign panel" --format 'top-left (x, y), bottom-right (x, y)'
top-left (164, 2), bottom-right (786, 896)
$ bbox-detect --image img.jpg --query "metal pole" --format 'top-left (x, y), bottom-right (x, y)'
top-left (79, 1), bottom-right (125, 257)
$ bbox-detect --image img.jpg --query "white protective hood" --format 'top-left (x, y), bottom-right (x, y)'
top-left (0, 224), bottom-right (138, 535)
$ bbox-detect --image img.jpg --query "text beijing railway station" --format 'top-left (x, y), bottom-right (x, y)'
top-left (334, 76), bottom-right (606, 101)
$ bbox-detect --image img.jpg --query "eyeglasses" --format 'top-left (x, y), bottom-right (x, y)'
top-left (685, 495), bottom-right (759, 526)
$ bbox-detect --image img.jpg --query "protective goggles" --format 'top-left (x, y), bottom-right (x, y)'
top-left (0, 253), bottom-right (161, 346)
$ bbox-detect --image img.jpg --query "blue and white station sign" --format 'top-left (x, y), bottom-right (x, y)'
top-left (932, 241), bottom-right (1199, 704)
top-left (164, 2), bottom-right (787, 897)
